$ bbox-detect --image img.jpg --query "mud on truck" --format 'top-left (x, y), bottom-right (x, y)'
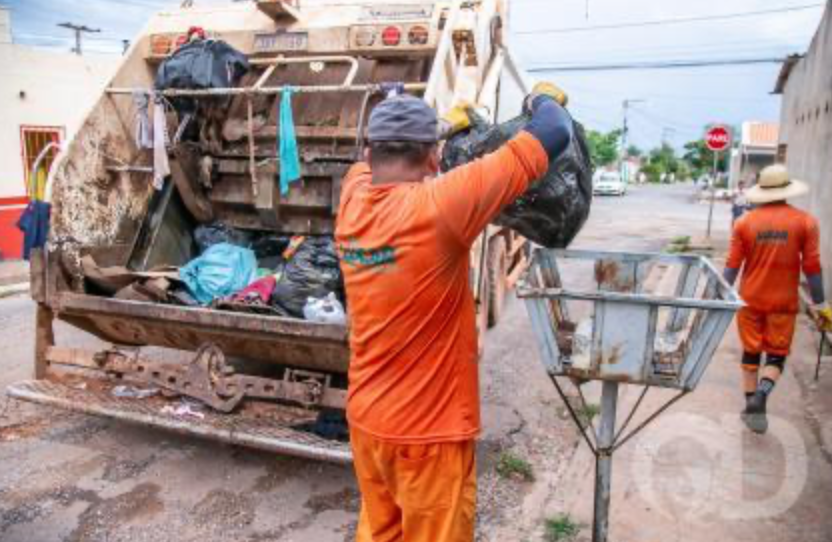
top-left (8, 0), bottom-right (535, 462)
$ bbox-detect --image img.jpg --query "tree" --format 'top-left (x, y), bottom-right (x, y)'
top-left (683, 139), bottom-right (729, 180)
top-left (586, 129), bottom-right (623, 167)
top-left (641, 143), bottom-right (680, 183)
top-left (625, 145), bottom-right (643, 159)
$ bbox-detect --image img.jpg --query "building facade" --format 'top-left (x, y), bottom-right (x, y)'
top-left (728, 121), bottom-right (779, 189)
top-left (0, 7), bottom-right (118, 259)
top-left (774, 3), bottom-right (832, 298)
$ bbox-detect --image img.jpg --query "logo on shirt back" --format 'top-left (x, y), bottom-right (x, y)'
top-left (338, 239), bottom-right (397, 273)
top-left (756, 230), bottom-right (789, 243)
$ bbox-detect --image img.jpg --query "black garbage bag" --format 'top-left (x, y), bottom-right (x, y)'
top-left (440, 109), bottom-right (593, 248)
top-left (155, 39), bottom-right (249, 92)
top-left (250, 234), bottom-right (292, 260)
top-left (194, 223), bottom-right (254, 253)
top-left (270, 237), bottom-right (345, 318)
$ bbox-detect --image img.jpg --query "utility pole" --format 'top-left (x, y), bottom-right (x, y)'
top-left (620, 99), bottom-right (645, 179)
top-left (57, 22), bottom-right (100, 55)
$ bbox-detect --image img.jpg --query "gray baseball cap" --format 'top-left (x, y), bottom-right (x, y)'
top-left (367, 95), bottom-right (438, 144)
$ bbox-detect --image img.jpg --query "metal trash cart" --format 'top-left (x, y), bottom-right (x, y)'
top-left (517, 248), bottom-right (742, 542)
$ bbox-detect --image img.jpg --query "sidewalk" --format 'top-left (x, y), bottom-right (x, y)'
top-left (0, 260), bottom-right (30, 297)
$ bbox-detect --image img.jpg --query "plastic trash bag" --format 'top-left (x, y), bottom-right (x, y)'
top-left (194, 223), bottom-right (254, 253)
top-left (250, 234), bottom-right (292, 259)
top-left (180, 243), bottom-right (258, 305)
top-left (303, 292), bottom-right (346, 325)
top-left (155, 39), bottom-right (249, 92)
top-left (270, 237), bottom-right (344, 318)
top-left (440, 109), bottom-right (593, 248)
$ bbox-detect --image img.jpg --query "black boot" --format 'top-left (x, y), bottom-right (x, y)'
top-left (741, 390), bottom-right (768, 434)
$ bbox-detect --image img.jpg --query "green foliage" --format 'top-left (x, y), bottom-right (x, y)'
top-left (640, 143), bottom-right (681, 183)
top-left (577, 403), bottom-right (600, 426)
top-left (544, 514), bottom-right (582, 542)
top-left (683, 139), bottom-right (729, 179)
top-left (496, 450), bottom-right (535, 482)
top-left (625, 144), bottom-right (643, 158)
top-left (667, 236), bottom-right (692, 254)
top-left (586, 129), bottom-right (623, 167)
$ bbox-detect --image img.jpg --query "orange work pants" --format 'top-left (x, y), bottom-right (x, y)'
top-left (737, 307), bottom-right (797, 357)
top-left (350, 426), bottom-right (476, 542)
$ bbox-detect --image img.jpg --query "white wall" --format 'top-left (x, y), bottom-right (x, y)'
top-left (0, 7), bottom-right (10, 44)
top-left (0, 43), bottom-right (118, 199)
top-left (778, 3), bottom-right (832, 297)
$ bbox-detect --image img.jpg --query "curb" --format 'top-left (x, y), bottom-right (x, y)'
top-left (0, 283), bottom-right (30, 299)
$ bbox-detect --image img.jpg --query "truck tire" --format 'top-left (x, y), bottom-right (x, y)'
top-left (487, 236), bottom-right (507, 327)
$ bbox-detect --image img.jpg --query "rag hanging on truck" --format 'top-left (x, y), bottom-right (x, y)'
top-left (440, 108), bottom-right (594, 248)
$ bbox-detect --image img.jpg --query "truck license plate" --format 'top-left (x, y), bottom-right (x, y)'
top-left (254, 32), bottom-right (308, 52)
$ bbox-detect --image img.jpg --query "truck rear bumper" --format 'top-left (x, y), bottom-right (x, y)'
top-left (6, 378), bottom-right (353, 464)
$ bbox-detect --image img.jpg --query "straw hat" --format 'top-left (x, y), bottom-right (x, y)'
top-left (745, 164), bottom-right (809, 204)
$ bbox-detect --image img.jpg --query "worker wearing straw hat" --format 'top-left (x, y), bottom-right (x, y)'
top-left (724, 164), bottom-right (832, 434)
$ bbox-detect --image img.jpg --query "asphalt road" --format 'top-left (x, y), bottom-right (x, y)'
top-left (0, 183), bottom-right (732, 542)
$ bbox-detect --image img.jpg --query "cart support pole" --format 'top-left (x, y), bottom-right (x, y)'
top-left (593, 381), bottom-right (619, 542)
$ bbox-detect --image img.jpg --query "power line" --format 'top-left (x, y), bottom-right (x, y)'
top-left (523, 36), bottom-right (811, 68)
top-left (13, 31), bottom-right (127, 44)
top-left (515, 3), bottom-right (825, 35)
top-left (527, 56), bottom-right (786, 73)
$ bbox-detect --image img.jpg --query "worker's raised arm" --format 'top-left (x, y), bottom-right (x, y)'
top-left (430, 97), bottom-right (572, 248)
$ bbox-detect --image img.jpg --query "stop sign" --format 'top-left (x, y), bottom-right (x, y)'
top-left (705, 125), bottom-right (731, 152)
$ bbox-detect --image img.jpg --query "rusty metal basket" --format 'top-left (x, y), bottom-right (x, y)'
top-left (517, 248), bottom-right (742, 542)
top-left (517, 248), bottom-right (742, 391)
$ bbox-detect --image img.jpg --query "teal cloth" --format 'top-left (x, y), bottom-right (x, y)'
top-left (279, 87), bottom-right (301, 195)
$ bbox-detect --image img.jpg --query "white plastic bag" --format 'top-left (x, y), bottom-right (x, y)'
top-left (303, 292), bottom-right (346, 325)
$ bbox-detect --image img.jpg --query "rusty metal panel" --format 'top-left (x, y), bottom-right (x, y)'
top-left (56, 293), bottom-right (350, 373)
top-left (30, 249), bottom-right (46, 303)
top-left (593, 301), bottom-right (655, 382)
top-left (127, 181), bottom-right (197, 271)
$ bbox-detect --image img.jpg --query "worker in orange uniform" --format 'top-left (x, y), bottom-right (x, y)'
top-left (724, 164), bottom-right (832, 434)
top-left (335, 85), bottom-right (571, 542)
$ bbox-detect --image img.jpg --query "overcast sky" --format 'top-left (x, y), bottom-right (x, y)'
top-left (3, 0), bottom-right (827, 150)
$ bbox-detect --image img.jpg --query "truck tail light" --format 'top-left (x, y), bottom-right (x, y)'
top-left (381, 26), bottom-right (401, 46)
top-left (355, 27), bottom-right (377, 47)
top-left (150, 34), bottom-right (173, 56)
top-left (408, 25), bottom-right (429, 45)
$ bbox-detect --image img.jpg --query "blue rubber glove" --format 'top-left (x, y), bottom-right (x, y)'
top-left (524, 96), bottom-right (573, 162)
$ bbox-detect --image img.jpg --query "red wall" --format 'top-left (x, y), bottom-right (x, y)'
top-left (0, 197), bottom-right (28, 260)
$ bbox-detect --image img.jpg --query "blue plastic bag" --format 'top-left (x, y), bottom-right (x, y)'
top-left (180, 243), bottom-right (258, 305)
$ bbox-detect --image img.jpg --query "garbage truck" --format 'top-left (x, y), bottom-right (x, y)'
top-left (8, 0), bottom-right (534, 463)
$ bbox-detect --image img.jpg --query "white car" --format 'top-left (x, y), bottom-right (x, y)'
top-left (593, 172), bottom-right (627, 196)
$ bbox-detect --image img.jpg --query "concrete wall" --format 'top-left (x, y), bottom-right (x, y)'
top-left (778, 3), bottom-right (832, 296)
top-left (0, 6), bottom-right (10, 44)
top-left (0, 43), bottom-right (118, 258)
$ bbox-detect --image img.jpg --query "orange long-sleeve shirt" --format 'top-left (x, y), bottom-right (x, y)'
top-left (335, 132), bottom-right (548, 444)
top-left (726, 202), bottom-right (821, 314)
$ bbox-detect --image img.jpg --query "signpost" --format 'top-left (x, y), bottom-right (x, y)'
top-left (704, 125), bottom-right (731, 238)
